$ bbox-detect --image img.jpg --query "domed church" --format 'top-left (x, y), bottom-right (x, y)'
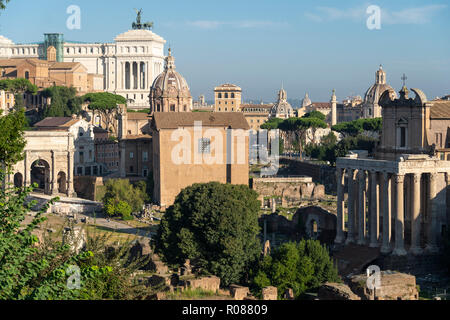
top-left (270, 86), bottom-right (294, 119)
top-left (362, 65), bottom-right (397, 118)
top-left (149, 48), bottom-right (192, 114)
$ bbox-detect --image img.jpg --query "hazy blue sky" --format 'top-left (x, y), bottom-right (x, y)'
top-left (0, 0), bottom-right (449, 103)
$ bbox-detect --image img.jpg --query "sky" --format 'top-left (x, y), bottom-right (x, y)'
top-left (0, 0), bottom-right (449, 103)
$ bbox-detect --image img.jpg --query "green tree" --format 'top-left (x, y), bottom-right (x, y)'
top-left (83, 92), bottom-right (127, 133)
top-left (40, 86), bottom-right (82, 120)
top-left (260, 117), bottom-right (284, 130)
top-left (155, 182), bottom-right (261, 286)
top-left (102, 179), bottom-right (148, 218)
top-left (332, 118), bottom-right (382, 138)
top-left (0, 0), bottom-right (9, 10)
top-left (250, 240), bottom-right (340, 299)
top-left (0, 78), bottom-right (38, 110)
top-left (303, 110), bottom-right (326, 121)
top-left (0, 109), bottom-right (27, 168)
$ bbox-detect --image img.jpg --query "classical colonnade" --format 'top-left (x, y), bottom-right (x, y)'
top-left (122, 61), bottom-right (148, 90)
top-left (334, 167), bottom-right (442, 255)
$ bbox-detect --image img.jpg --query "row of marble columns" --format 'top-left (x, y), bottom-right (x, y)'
top-left (335, 168), bottom-right (440, 255)
top-left (123, 61), bottom-right (147, 90)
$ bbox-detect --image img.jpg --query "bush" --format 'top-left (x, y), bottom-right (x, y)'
top-left (250, 240), bottom-right (340, 299)
top-left (155, 182), bottom-right (261, 286)
top-left (102, 179), bottom-right (149, 219)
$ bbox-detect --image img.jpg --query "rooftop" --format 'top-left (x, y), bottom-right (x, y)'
top-left (152, 112), bottom-right (250, 130)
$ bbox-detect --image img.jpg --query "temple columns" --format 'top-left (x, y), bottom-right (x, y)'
top-left (346, 169), bottom-right (356, 244)
top-left (380, 172), bottom-right (392, 253)
top-left (369, 171), bottom-right (379, 247)
top-left (357, 170), bottom-right (367, 245)
top-left (426, 173), bottom-right (439, 253)
top-left (335, 168), bottom-right (345, 244)
top-left (393, 174), bottom-right (407, 256)
top-left (410, 173), bottom-right (423, 254)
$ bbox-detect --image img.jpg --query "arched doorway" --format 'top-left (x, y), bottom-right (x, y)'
top-left (57, 171), bottom-right (67, 194)
top-left (31, 159), bottom-right (50, 194)
top-left (13, 172), bottom-right (23, 188)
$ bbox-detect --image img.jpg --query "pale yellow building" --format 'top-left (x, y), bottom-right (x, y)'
top-left (214, 83), bottom-right (242, 112)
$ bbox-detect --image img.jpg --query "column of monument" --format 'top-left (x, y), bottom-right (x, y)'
top-left (346, 169), bottom-right (356, 244)
top-left (410, 173), bottom-right (423, 254)
top-left (369, 171), bottom-right (379, 247)
top-left (335, 168), bottom-right (345, 244)
top-left (393, 174), bottom-right (407, 255)
top-left (357, 170), bottom-right (366, 245)
top-left (380, 172), bottom-right (392, 253)
top-left (426, 173), bottom-right (439, 253)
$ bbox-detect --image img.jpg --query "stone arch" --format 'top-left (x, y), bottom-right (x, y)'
top-left (57, 171), bottom-right (67, 194)
top-left (305, 214), bottom-right (320, 240)
top-left (30, 159), bottom-right (51, 194)
top-left (13, 172), bottom-right (23, 188)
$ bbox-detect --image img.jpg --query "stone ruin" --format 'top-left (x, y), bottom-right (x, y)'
top-left (62, 226), bottom-right (87, 254)
top-left (318, 271), bottom-right (419, 300)
top-left (262, 286), bottom-right (278, 300)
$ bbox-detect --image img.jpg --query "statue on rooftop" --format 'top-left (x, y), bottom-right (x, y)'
top-left (132, 8), bottom-right (153, 30)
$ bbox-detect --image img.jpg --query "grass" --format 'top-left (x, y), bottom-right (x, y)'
top-left (165, 288), bottom-right (218, 300)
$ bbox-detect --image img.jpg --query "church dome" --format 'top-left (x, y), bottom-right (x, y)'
top-left (270, 87), bottom-right (294, 119)
top-left (150, 48), bottom-right (191, 99)
top-left (364, 65), bottom-right (397, 105)
top-left (149, 49), bottom-right (193, 113)
top-left (302, 92), bottom-right (312, 108)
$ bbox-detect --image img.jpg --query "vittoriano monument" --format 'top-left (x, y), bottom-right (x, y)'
top-left (132, 8), bottom-right (153, 30)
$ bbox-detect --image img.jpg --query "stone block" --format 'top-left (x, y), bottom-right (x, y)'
top-left (185, 276), bottom-right (220, 293)
top-left (318, 282), bottom-right (361, 300)
top-left (229, 285), bottom-right (250, 300)
top-left (312, 184), bottom-right (325, 199)
top-left (262, 286), bottom-right (278, 300)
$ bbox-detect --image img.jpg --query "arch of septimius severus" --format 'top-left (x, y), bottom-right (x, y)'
top-left (8, 130), bottom-right (75, 197)
top-left (335, 86), bottom-right (450, 255)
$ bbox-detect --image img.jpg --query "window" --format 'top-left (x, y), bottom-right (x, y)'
top-left (225, 93), bottom-right (228, 98)
top-left (184, 105), bottom-right (187, 112)
top-left (231, 93), bottom-right (235, 98)
top-left (143, 169), bottom-right (148, 177)
top-left (130, 152), bottom-right (134, 159)
top-left (25, 71), bottom-right (29, 79)
top-left (400, 127), bottom-right (406, 148)
top-left (77, 167), bottom-right (83, 175)
top-left (170, 104), bottom-right (176, 112)
top-left (198, 138), bottom-right (211, 154)
top-left (218, 93), bottom-right (222, 99)
top-left (129, 166), bottom-right (134, 173)
top-left (143, 151), bottom-right (148, 161)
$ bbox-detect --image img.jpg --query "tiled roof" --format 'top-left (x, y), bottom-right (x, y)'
top-left (430, 100), bottom-right (450, 119)
top-left (311, 102), bottom-right (331, 109)
top-left (152, 112), bottom-right (250, 130)
top-left (127, 112), bottom-right (150, 120)
top-left (34, 117), bottom-right (79, 129)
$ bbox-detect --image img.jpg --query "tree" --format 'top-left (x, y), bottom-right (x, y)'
top-left (102, 179), bottom-right (148, 218)
top-left (303, 110), bottom-right (326, 121)
top-left (155, 182), bottom-right (261, 286)
top-left (41, 86), bottom-right (82, 119)
top-left (332, 118), bottom-right (382, 138)
top-left (83, 92), bottom-right (127, 133)
top-left (0, 0), bottom-right (9, 10)
top-left (0, 109), bottom-right (27, 168)
top-left (260, 117), bottom-right (284, 130)
top-left (278, 116), bottom-right (328, 159)
top-left (250, 240), bottom-right (340, 299)
top-left (0, 78), bottom-right (38, 110)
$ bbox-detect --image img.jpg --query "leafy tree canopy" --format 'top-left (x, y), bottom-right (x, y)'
top-left (83, 92), bottom-right (127, 112)
top-left (155, 182), bottom-right (261, 286)
top-left (0, 0), bottom-right (9, 10)
top-left (260, 117), bottom-right (284, 130)
top-left (0, 78), bottom-right (38, 95)
top-left (102, 179), bottom-right (148, 216)
top-left (0, 109), bottom-right (27, 168)
top-left (332, 118), bottom-right (382, 137)
top-left (303, 110), bottom-right (326, 121)
top-left (250, 240), bottom-right (340, 299)
top-left (41, 86), bottom-right (82, 119)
